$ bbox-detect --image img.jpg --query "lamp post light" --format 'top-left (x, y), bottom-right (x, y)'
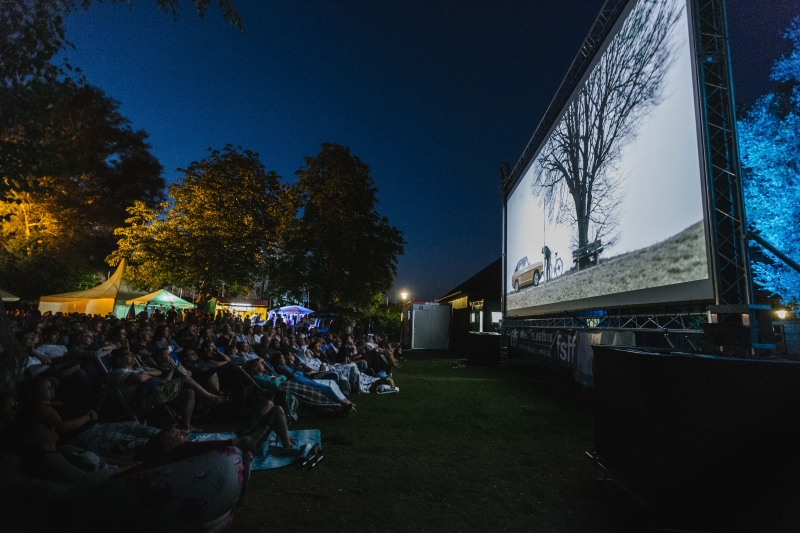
top-left (399, 291), bottom-right (410, 346)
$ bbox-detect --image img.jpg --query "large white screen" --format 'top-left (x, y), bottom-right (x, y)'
top-left (506, 0), bottom-right (711, 315)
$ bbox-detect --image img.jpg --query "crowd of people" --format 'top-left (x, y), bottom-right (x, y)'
top-left (0, 306), bottom-right (402, 529)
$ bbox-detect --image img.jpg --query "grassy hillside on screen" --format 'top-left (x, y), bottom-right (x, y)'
top-left (507, 220), bottom-right (707, 310)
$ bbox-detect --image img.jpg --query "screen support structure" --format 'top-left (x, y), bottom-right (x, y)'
top-left (691, 0), bottom-right (750, 308)
top-left (691, 0), bottom-right (772, 353)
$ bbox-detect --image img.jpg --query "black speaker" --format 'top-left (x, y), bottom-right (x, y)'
top-left (593, 347), bottom-right (800, 513)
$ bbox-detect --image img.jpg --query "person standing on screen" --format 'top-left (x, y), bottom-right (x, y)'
top-left (542, 245), bottom-right (551, 281)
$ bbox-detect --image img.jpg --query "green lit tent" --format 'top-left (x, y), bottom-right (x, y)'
top-left (125, 289), bottom-right (196, 311)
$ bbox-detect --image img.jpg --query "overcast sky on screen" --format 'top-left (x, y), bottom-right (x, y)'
top-left (507, 0), bottom-right (705, 282)
top-left (61, 0), bottom-right (798, 301)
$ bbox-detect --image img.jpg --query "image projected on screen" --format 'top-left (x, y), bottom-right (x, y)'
top-left (506, 0), bottom-right (711, 315)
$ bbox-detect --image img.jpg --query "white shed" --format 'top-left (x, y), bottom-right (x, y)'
top-left (401, 302), bottom-right (450, 350)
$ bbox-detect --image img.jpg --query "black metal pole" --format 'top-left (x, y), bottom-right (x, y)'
top-left (748, 232), bottom-right (800, 274)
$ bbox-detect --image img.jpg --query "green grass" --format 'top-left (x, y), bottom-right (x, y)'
top-left (231, 352), bottom-right (647, 532)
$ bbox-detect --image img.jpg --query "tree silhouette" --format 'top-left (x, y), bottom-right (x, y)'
top-left (271, 144), bottom-right (405, 315)
top-left (531, 0), bottom-right (683, 267)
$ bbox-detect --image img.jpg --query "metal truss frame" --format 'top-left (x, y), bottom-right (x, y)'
top-left (504, 311), bottom-right (707, 333)
top-left (501, 0), bottom-right (629, 193)
top-left (691, 0), bottom-right (753, 307)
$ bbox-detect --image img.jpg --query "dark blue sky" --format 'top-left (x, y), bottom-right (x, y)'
top-left (61, 0), bottom-right (798, 301)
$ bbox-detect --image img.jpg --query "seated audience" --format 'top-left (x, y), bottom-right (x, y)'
top-left (14, 423), bottom-right (138, 485)
top-left (153, 325), bottom-right (182, 355)
top-left (274, 353), bottom-right (352, 406)
top-left (18, 376), bottom-right (97, 442)
top-left (35, 326), bottom-right (68, 360)
top-left (107, 348), bottom-right (198, 431)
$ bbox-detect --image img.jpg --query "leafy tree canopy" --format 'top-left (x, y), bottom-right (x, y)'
top-left (739, 16), bottom-right (800, 307)
top-left (360, 294), bottom-right (401, 337)
top-left (0, 80), bottom-right (164, 298)
top-left (1, 80), bottom-right (164, 216)
top-left (273, 143), bottom-right (405, 315)
top-left (0, 0), bottom-right (241, 199)
top-left (0, 0), bottom-right (241, 394)
top-left (109, 146), bottom-right (295, 300)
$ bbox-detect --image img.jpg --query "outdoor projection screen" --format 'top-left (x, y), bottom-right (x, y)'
top-left (505, 0), bottom-right (713, 316)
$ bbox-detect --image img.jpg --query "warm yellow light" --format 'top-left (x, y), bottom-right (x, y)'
top-left (400, 291), bottom-right (409, 301)
top-left (776, 310), bottom-right (788, 319)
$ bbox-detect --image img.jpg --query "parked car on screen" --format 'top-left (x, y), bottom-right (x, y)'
top-left (512, 256), bottom-right (544, 292)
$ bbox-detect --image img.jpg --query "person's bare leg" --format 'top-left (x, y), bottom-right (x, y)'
top-left (205, 373), bottom-right (220, 394)
top-left (233, 427), bottom-right (269, 452)
top-left (263, 405), bottom-right (293, 448)
top-left (252, 399), bottom-right (293, 448)
top-left (238, 397), bottom-right (274, 437)
top-left (256, 398), bottom-right (275, 416)
top-left (177, 376), bottom-right (223, 403)
top-left (176, 388), bottom-right (195, 430)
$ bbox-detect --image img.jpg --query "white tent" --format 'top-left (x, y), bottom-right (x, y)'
top-left (1, 288), bottom-right (20, 302)
top-left (38, 259), bottom-right (147, 318)
top-left (269, 305), bottom-right (314, 315)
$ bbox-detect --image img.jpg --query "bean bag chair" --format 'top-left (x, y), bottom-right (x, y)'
top-left (0, 445), bottom-right (250, 533)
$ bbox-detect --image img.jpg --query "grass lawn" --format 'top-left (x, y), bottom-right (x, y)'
top-left (232, 351), bottom-right (647, 532)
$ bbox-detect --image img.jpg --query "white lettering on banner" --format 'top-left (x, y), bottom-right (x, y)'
top-left (557, 332), bottom-right (577, 363)
top-left (507, 328), bottom-right (594, 385)
top-left (508, 327), bottom-right (578, 367)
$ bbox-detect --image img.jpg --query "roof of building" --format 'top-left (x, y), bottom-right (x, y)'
top-left (436, 258), bottom-right (501, 304)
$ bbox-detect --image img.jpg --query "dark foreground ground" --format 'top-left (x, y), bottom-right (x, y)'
top-left (233, 351), bottom-right (647, 533)
top-left (8, 350), bottom-right (797, 532)
top-left (232, 351), bottom-right (800, 533)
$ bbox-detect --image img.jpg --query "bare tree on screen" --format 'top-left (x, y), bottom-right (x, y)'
top-left (531, 0), bottom-right (683, 268)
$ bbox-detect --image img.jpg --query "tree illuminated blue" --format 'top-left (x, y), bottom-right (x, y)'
top-left (739, 17), bottom-right (800, 307)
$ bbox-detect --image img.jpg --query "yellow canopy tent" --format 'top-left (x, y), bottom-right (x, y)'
top-left (125, 289), bottom-right (195, 315)
top-left (38, 259), bottom-right (147, 318)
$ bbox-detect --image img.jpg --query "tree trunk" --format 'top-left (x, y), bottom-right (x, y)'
top-left (573, 189), bottom-right (592, 269)
top-left (0, 298), bottom-right (26, 395)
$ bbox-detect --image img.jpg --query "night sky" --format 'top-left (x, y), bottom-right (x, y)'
top-left (60, 0), bottom-right (799, 302)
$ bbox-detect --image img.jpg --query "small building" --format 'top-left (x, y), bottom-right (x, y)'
top-left (436, 259), bottom-right (501, 347)
top-left (400, 301), bottom-right (450, 350)
top-left (436, 258), bottom-right (502, 362)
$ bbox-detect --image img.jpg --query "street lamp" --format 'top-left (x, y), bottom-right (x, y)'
top-left (399, 291), bottom-right (410, 347)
